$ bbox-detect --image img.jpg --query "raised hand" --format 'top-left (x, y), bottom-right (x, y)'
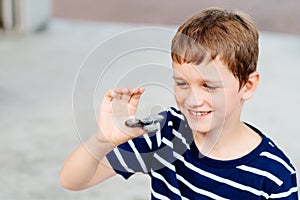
top-left (97, 87), bottom-right (146, 146)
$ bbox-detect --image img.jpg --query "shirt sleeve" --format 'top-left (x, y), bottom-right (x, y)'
top-left (106, 135), bottom-right (156, 179)
top-left (269, 172), bottom-right (298, 199)
top-left (106, 109), bottom-right (173, 179)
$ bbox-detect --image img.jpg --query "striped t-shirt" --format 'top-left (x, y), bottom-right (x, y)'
top-left (107, 107), bottom-right (298, 199)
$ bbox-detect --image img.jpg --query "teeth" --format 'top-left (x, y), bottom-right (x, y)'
top-left (190, 111), bottom-right (209, 116)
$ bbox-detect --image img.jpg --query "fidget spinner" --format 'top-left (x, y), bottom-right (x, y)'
top-left (125, 114), bottom-right (164, 133)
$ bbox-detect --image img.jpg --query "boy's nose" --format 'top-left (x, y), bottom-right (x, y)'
top-left (185, 88), bottom-right (209, 107)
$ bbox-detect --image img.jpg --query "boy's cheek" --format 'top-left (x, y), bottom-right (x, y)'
top-left (210, 92), bottom-right (226, 109)
top-left (174, 94), bottom-right (182, 107)
top-left (174, 89), bottom-right (182, 100)
top-left (174, 92), bottom-right (185, 110)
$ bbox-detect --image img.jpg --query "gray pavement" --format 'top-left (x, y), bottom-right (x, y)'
top-left (0, 19), bottom-right (299, 199)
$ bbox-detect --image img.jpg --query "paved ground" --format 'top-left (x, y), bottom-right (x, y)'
top-left (0, 16), bottom-right (300, 200)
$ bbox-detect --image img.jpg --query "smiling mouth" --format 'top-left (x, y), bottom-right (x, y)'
top-left (188, 110), bottom-right (212, 118)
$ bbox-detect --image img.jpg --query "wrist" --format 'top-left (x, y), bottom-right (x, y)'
top-left (94, 128), bottom-right (116, 146)
top-left (83, 133), bottom-right (115, 162)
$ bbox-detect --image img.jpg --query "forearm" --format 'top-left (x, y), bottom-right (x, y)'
top-left (60, 132), bottom-right (115, 190)
top-left (60, 87), bottom-right (145, 190)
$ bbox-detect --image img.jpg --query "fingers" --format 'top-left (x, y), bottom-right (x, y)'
top-left (102, 87), bottom-right (144, 116)
top-left (102, 88), bottom-right (131, 103)
top-left (128, 87), bottom-right (144, 116)
top-left (128, 87), bottom-right (144, 106)
top-left (100, 87), bottom-right (145, 139)
top-left (118, 87), bottom-right (144, 116)
top-left (112, 87), bottom-right (144, 102)
top-left (113, 87), bottom-right (131, 102)
top-left (103, 90), bottom-right (115, 103)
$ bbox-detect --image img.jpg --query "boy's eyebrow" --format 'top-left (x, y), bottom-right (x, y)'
top-left (172, 75), bottom-right (185, 80)
top-left (173, 75), bottom-right (223, 84)
top-left (204, 79), bottom-right (223, 84)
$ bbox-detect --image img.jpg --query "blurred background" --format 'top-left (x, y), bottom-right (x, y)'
top-left (1, 0), bottom-right (299, 199)
top-left (52, 0), bottom-right (300, 35)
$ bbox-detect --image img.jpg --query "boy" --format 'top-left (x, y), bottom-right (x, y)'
top-left (60, 7), bottom-right (298, 199)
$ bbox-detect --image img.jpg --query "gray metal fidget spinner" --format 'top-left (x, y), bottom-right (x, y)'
top-left (125, 114), bottom-right (164, 133)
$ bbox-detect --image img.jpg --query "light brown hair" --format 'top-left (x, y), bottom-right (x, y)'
top-left (171, 7), bottom-right (259, 88)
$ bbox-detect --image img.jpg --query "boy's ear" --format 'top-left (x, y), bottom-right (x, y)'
top-left (241, 71), bottom-right (260, 101)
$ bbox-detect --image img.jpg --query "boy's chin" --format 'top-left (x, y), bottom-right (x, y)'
top-left (191, 128), bottom-right (211, 135)
top-left (187, 119), bottom-right (225, 138)
top-left (184, 114), bottom-right (212, 132)
top-left (187, 120), bottom-right (212, 134)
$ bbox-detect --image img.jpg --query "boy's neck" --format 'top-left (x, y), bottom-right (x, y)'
top-left (192, 121), bottom-right (262, 161)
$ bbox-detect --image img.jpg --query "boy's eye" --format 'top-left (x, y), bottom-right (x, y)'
top-left (175, 82), bottom-right (188, 87)
top-left (204, 84), bottom-right (218, 90)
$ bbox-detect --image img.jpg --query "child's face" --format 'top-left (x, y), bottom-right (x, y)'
top-left (172, 58), bottom-right (244, 135)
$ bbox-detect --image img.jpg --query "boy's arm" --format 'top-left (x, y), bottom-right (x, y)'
top-left (60, 133), bottom-right (116, 191)
top-left (60, 88), bottom-right (146, 190)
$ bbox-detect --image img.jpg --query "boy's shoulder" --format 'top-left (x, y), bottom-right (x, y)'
top-left (250, 134), bottom-right (298, 196)
top-left (241, 124), bottom-right (297, 188)
top-left (257, 135), bottom-right (296, 176)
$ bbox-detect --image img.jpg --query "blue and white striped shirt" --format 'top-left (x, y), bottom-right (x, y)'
top-left (107, 107), bottom-right (298, 199)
